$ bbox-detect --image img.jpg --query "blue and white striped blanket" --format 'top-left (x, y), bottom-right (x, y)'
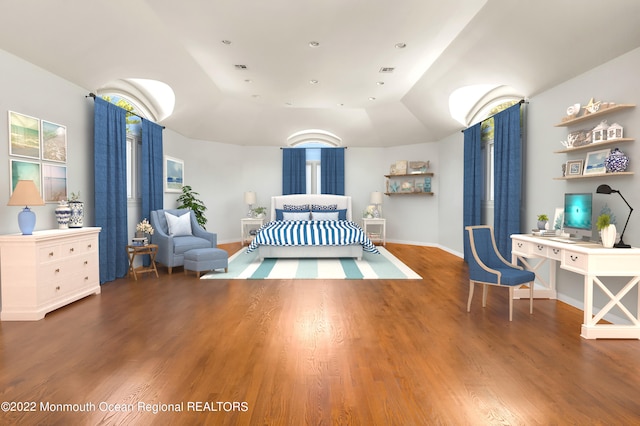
top-left (247, 220), bottom-right (380, 254)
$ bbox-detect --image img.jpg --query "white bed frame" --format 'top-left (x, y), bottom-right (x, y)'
top-left (257, 194), bottom-right (363, 260)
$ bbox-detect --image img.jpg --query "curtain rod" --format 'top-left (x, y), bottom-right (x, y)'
top-left (460, 99), bottom-right (528, 132)
top-left (86, 92), bottom-right (165, 129)
top-left (280, 146), bottom-right (348, 149)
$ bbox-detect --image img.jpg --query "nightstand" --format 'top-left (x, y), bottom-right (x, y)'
top-left (362, 218), bottom-right (386, 246)
top-left (241, 217), bottom-right (265, 246)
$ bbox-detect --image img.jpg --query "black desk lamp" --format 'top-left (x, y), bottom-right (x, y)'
top-left (596, 184), bottom-right (633, 248)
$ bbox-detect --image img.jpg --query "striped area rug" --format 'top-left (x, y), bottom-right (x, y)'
top-left (201, 247), bottom-right (421, 280)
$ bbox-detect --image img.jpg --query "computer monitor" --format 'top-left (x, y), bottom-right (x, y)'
top-left (563, 193), bottom-right (593, 240)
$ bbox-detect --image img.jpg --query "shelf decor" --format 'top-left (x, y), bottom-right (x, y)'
top-left (584, 149), bottom-right (610, 175)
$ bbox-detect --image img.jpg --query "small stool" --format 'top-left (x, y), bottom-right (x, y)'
top-left (184, 248), bottom-right (228, 278)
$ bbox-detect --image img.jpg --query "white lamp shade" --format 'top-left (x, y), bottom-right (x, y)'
top-left (8, 180), bottom-right (45, 207)
top-left (370, 191), bottom-right (383, 205)
top-left (244, 191), bottom-right (256, 205)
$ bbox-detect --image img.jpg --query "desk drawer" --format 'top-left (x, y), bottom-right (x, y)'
top-left (562, 249), bottom-right (588, 273)
top-left (512, 240), bottom-right (548, 257)
top-left (548, 246), bottom-right (562, 260)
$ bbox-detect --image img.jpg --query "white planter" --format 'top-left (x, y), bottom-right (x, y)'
top-left (600, 224), bottom-right (617, 248)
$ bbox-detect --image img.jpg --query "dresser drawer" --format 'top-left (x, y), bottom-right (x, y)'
top-left (38, 244), bottom-right (60, 264)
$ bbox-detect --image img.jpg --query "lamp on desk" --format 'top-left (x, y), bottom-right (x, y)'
top-left (244, 191), bottom-right (256, 217)
top-left (596, 184), bottom-right (633, 248)
top-left (370, 191), bottom-right (383, 218)
top-left (7, 180), bottom-right (46, 235)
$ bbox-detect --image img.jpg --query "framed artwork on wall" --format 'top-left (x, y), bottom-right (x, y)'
top-left (10, 159), bottom-right (42, 195)
top-left (42, 163), bottom-right (67, 202)
top-left (41, 120), bottom-right (67, 162)
top-left (164, 155), bottom-right (184, 193)
top-left (583, 149), bottom-right (610, 175)
top-left (8, 111), bottom-right (40, 159)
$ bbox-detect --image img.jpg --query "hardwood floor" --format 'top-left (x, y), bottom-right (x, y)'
top-left (1, 243), bottom-right (639, 425)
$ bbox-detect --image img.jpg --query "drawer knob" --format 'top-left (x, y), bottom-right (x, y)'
top-left (570, 255), bottom-right (579, 262)
top-left (87, 244), bottom-right (92, 248)
top-left (553, 249), bottom-right (560, 254)
top-left (537, 245), bottom-right (544, 250)
top-left (55, 286), bottom-right (60, 290)
top-left (84, 261), bottom-right (88, 265)
top-left (517, 242), bottom-right (523, 248)
top-left (49, 252), bottom-right (54, 257)
top-left (55, 268), bottom-right (60, 273)
top-left (69, 247), bottom-right (74, 253)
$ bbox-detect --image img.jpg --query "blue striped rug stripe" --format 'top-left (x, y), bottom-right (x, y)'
top-left (202, 247), bottom-right (421, 280)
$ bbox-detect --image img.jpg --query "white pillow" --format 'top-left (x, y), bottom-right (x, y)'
top-left (311, 211), bottom-right (339, 221)
top-left (164, 212), bottom-right (193, 236)
top-left (282, 211), bottom-right (310, 221)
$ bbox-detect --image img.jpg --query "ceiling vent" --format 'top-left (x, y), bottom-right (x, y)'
top-left (234, 64), bottom-right (248, 70)
top-left (379, 67), bottom-right (395, 73)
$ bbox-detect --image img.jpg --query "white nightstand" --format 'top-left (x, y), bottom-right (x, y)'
top-left (241, 217), bottom-right (265, 246)
top-left (362, 218), bottom-right (386, 246)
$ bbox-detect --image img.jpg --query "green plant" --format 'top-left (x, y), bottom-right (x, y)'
top-left (537, 214), bottom-right (548, 222)
top-left (596, 213), bottom-right (611, 231)
top-left (70, 191), bottom-right (81, 201)
top-left (176, 185), bottom-right (207, 229)
top-left (252, 206), bottom-right (267, 216)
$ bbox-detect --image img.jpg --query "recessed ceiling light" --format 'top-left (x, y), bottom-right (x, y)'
top-left (395, 42), bottom-right (406, 49)
top-left (337, 103), bottom-right (344, 107)
top-left (368, 97), bottom-right (376, 101)
top-left (379, 67), bottom-right (395, 73)
top-left (377, 81), bottom-right (385, 86)
top-left (252, 94), bottom-right (260, 98)
top-left (221, 40), bottom-right (232, 45)
top-left (234, 64), bottom-right (248, 70)
top-left (310, 80), bottom-right (319, 84)
top-left (285, 102), bottom-right (293, 106)
top-left (308, 41), bottom-right (320, 48)
top-left (244, 79), bottom-right (252, 83)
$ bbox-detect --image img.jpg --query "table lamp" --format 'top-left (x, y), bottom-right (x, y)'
top-left (370, 191), bottom-right (383, 218)
top-left (244, 191), bottom-right (256, 217)
top-left (596, 184), bottom-right (633, 248)
top-left (7, 180), bottom-right (46, 235)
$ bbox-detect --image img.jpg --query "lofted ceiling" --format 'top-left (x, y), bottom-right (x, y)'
top-left (1, 0), bottom-right (640, 147)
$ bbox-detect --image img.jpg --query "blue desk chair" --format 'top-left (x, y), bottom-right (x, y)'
top-left (465, 225), bottom-right (534, 321)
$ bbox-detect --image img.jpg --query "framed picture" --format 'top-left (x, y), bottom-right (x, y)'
top-left (42, 163), bottom-right (67, 202)
top-left (10, 159), bottom-right (42, 195)
top-left (8, 111), bottom-right (40, 159)
top-left (553, 207), bottom-right (564, 230)
top-left (583, 149), bottom-right (610, 175)
top-left (41, 120), bottom-right (67, 162)
top-left (566, 159), bottom-right (583, 176)
top-left (164, 155), bottom-right (184, 193)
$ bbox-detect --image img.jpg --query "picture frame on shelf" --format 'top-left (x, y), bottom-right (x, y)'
top-left (566, 159), bottom-right (584, 176)
top-left (583, 149), bottom-right (610, 175)
top-left (41, 120), bottom-right (67, 163)
top-left (390, 160), bottom-right (407, 175)
top-left (164, 155), bottom-right (184, 193)
top-left (8, 111), bottom-right (40, 159)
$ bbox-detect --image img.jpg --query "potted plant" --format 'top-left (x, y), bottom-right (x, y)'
top-left (537, 214), bottom-right (548, 230)
top-left (176, 185), bottom-right (207, 229)
top-left (596, 213), bottom-right (616, 248)
top-left (68, 191), bottom-right (84, 228)
top-left (252, 206), bottom-right (267, 218)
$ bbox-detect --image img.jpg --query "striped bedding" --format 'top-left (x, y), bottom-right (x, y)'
top-left (247, 220), bottom-right (380, 254)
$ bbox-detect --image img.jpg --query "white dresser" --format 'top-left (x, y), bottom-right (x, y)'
top-left (0, 227), bottom-right (101, 320)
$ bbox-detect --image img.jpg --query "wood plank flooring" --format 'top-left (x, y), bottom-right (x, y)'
top-left (1, 243), bottom-right (639, 425)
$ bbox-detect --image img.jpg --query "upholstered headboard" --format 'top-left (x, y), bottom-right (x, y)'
top-left (270, 194), bottom-right (352, 221)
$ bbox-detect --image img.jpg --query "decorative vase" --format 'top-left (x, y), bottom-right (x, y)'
top-left (604, 148), bottom-right (629, 173)
top-left (600, 224), bottom-right (617, 248)
top-left (68, 201), bottom-right (84, 228)
top-left (54, 201), bottom-right (72, 229)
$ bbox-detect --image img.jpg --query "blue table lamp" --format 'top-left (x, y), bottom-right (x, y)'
top-left (7, 180), bottom-right (46, 235)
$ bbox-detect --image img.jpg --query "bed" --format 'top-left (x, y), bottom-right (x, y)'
top-left (247, 194), bottom-right (379, 260)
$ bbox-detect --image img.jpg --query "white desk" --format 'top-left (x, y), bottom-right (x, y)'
top-left (511, 234), bottom-right (640, 339)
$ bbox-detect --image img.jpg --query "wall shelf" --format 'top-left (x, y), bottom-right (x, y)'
top-left (553, 172), bottom-right (634, 180)
top-left (554, 104), bottom-right (635, 127)
top-left (554, 138), bottom-right (633, 154)
top-left (384, 172), bottom-right (434, 195)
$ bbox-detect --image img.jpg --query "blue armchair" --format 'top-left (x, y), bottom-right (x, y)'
top-left (465, 225), bottom-right (535, 321)
top-left (150, 209), bottom-right (216, 274)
